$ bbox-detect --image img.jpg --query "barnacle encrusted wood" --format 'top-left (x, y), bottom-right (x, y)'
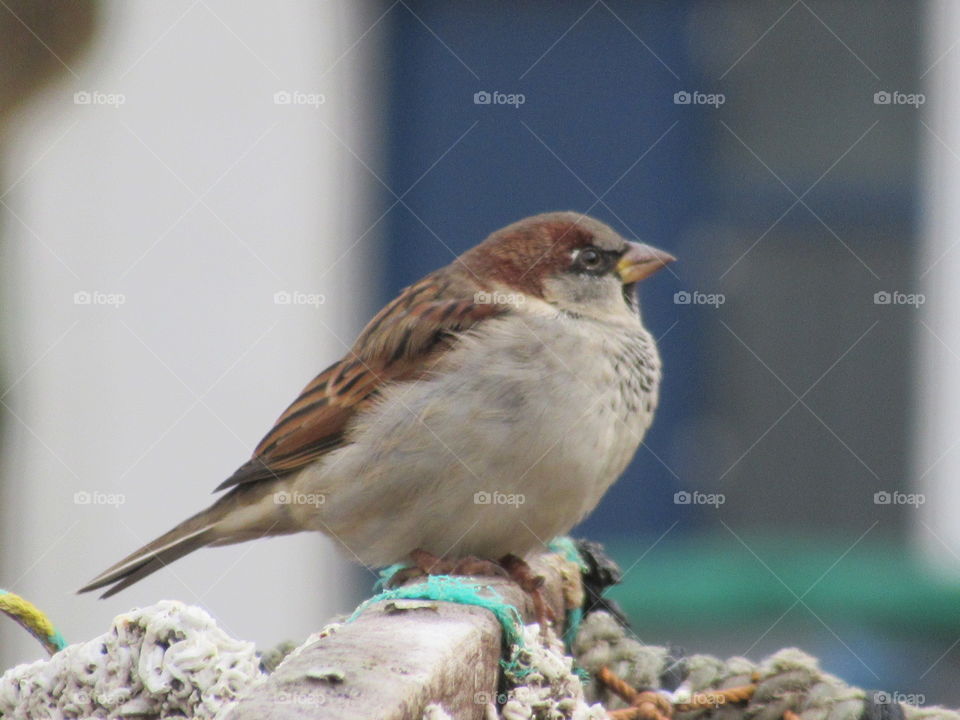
top-left (0, 601), bottom-right (260, 719)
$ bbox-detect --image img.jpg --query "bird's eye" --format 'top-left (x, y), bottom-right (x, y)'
top-left (575, 246), bottom-right (606, 273)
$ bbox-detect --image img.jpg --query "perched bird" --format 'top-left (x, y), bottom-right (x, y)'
top-left (79, 212), bottom-right (674, 599)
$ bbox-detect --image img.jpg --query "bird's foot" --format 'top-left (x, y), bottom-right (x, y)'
top-left (387, 549), bottom-right (508, 587)
top-left (385, 548), bottom-right (450, 587)
top-left (410, 547), bottom-right (455, 575)
top-left (499, 553), bottom-right (555, 634)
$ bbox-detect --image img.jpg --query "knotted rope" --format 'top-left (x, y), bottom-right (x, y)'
top-left (573, 610), bottom-right (960, 720)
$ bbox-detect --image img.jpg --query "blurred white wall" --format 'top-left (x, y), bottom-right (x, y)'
top-left (1, 0), bottom-right (383, 665)
top-left (917, 0), bottom-right (960, 574)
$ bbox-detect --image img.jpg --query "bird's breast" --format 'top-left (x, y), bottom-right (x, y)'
top-left (378, 311), bottom-right (660, 511)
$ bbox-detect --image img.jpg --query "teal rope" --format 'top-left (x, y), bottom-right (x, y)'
top-left (563, 607), bottom-right (584, 650)
top-left (374, 563), bottom-right (408, 593)
top-left (352, 574), bottom-right (526, 649)
top-left (547, 537), bottom-right (588, 652)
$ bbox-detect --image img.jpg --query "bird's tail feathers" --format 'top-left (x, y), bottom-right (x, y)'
top-left (78, 484), bottom-right (295, 598)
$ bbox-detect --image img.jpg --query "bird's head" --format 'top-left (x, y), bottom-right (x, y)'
top-left (460, 211), bottom-right (675, 321)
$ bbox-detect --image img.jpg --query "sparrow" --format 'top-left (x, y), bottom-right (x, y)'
top-left (79, 212), bottom-right (674, 599)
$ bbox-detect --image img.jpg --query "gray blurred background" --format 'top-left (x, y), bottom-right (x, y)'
top-left (3, 0), bottom-right (960, 709)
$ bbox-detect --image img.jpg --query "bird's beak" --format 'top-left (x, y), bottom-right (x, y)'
top-left (617, 242), bottom-right (676, 284)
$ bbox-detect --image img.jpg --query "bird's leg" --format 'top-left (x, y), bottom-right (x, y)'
top-left (498, 553), bottom-right (555, 633)
top-left (410, 547), bottom-right (455, 575)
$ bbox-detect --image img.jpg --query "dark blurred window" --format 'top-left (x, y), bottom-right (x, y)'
top-left (377, 0), bottom-right (944, 702)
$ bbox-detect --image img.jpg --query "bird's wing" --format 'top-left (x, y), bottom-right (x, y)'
top-left (215, 269), bottom-right (507, 490)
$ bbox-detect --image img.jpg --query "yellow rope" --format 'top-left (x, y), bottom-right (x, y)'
top-left (0, 589), bottom-right (66, 655)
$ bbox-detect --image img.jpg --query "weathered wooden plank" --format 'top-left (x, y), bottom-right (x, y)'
top-left (225, 557), bottom-right (574, 720)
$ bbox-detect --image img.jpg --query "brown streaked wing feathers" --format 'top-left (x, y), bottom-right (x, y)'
top-left (215, 270), bottom-right (506, 491)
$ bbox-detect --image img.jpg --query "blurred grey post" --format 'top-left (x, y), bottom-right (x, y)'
top-left (0, 1), bottom-right (380, 668)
